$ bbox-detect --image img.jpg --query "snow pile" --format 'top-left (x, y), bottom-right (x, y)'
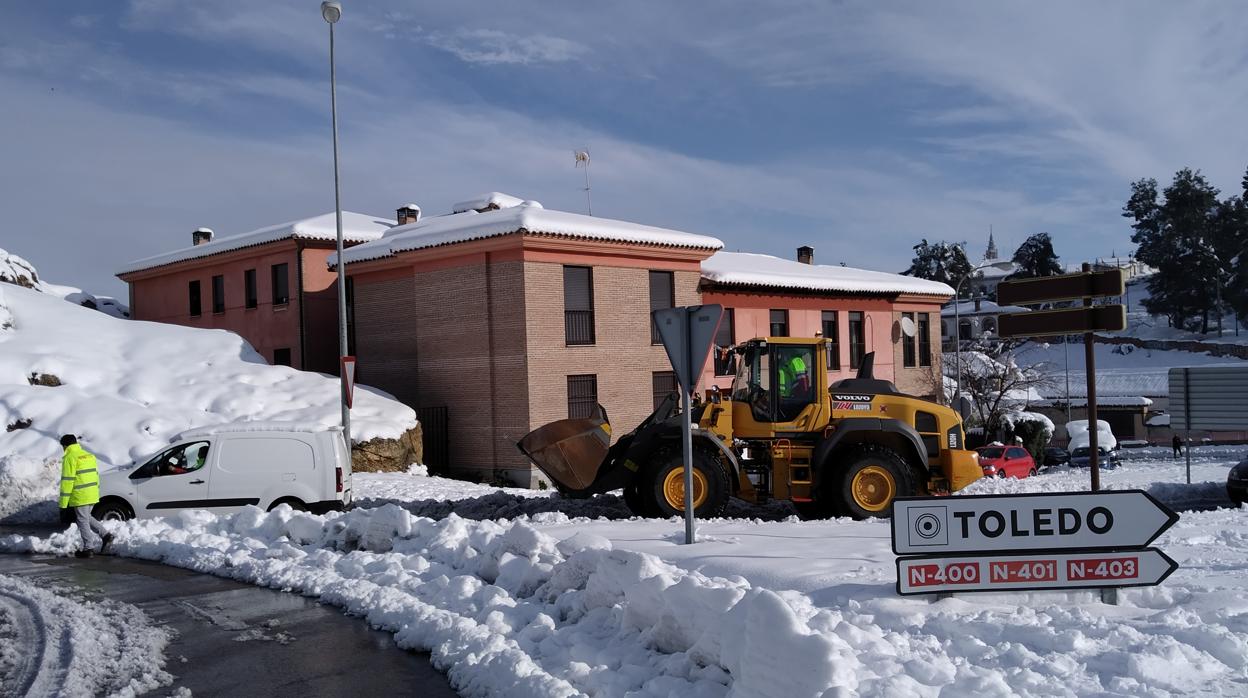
top-left (0, 572), bottom-right (174, 697)
top-left (451, 192), bottom-right (526, 213)
top-left (0, 248), bottom-right (43, 290)
top-left (339, 201), bottom-right (723, 265)
top-left (1002, 409), bottom-right (1054, 436)
top-left (1066, 419), bottom-right (1118, 450)
top-left (2, 247), bottom-right (130, 319)
top-left (702, 252), bottom-right (954, 296)
top-left (42, 282), bottom-right (130, 319)
top-left (117, 211), bottom-right (393, 275)
top-left (0, 283), bottom-right (416, 521)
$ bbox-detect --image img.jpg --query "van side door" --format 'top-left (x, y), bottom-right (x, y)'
top-left (127, 440), bottom-right (213, 514)
top-left (209, 436), bottom-right (317, 510)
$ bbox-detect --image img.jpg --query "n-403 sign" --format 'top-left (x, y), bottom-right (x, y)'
top-left (892, 491), bottom-right (1178, 555)
top-left (897, 548), bottom-right (1178, 595)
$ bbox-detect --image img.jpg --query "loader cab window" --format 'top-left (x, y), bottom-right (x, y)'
top-left (732, 344), bottom-right (772, 422)
top-left (775, 344), bottom-right (815, 422)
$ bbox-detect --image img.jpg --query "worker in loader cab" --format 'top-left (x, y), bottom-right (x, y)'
top-left (778, 352), bottom-right (811, 400)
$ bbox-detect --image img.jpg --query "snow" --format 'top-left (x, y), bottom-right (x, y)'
top-left (175, 421), bottom-right (344, 439)
top-left (1003, 409), bottom-right (1054, 435)
top-left (0, 248), bottom-right (42, 290)
top-left (451, 192), bottom-right (526, 213)
top-left (0, 572), bottom-right (174, 697)
top-left (0, 282), bottom-right (416, 522)
top-left (1066, 419), bottom-right (1118, 450)
top-left (338, 201), bottom-right (723, 265)
top-left (1147, 413), bottom-right (1171, 427)
top-left (5, 447), bottom-right (1246, 696)
top-left (702, 252), bottom-right (954, 297)
top-left (1036, 395), bottom-right (1154, 407)
top-left (940, 299), bottom-right (1030, 316)
top-left (117, 211), bottom-right (394, 275)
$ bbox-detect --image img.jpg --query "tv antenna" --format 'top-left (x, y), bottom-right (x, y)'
top-left (574, 149), bottom-right (592, 215)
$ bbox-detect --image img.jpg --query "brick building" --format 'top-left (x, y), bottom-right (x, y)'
top-left (335, 194), bottom-right (720, 484)
top-left (117, 212), bottom-right (393, 372)
top-left (699, 250), bottom-right (952, 399)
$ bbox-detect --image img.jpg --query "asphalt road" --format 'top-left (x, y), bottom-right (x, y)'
top-left (0, 550), bottom-right (460, 697)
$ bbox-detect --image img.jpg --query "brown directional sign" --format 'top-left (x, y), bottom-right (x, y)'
top-left (996, 269), bottom-right (1125, 306)
top-left (998, 305), bottom-right (1126, 338)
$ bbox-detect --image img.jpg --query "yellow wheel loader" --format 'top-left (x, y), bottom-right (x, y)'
top-left (518, 338), bottom-right (982, 519)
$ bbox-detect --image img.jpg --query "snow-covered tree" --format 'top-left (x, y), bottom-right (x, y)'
top-left (945, 340), bottom-right (1053, 439)
top-left (1009, 233), bottom-right (1063, 281)
top-left (904, 239), bottom-right (973, 296)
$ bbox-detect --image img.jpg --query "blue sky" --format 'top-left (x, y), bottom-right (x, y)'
top-left (4, 1), bottom-right (1248, 296)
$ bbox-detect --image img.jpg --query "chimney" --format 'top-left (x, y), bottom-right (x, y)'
top-left (974, 296), bottom-right (982, 313)
top-left (396, 204), bottom-right (422, 226)
top-left (797, 245), bottom-right (814, 265)
top-left (192, 228), bottom-right (214, 246)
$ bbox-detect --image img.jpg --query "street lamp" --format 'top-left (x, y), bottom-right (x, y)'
top-left (953, 261), bottom-right (1015, 402)
top-left (322, 1), bottom-right (351, 450)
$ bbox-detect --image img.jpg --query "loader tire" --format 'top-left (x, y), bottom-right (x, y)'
top-left (640, 447), bottom-right (730, 519)
top-left (832, 445), bottom-right (917, 520)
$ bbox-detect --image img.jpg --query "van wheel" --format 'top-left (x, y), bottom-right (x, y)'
top-left (832, 446), bottom-right (916, 520)
top-left (268, 498), bottom-right (307, 512)
top-left (93, 499), bottom-right (134, 522)
top-left (640, 447), bottom-right (730, 519)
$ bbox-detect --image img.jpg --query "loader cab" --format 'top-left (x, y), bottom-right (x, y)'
top-left (730, 338), bottom-right (829, 437)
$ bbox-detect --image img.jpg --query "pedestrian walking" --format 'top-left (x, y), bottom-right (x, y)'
top-left (1172, 434), bottom-right (1183, 459)
top-left (59, 434), bottom-right (113, 558)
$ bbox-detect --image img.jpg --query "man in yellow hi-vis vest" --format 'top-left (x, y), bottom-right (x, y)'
top-left (59, 434), bottom-right (113, 558)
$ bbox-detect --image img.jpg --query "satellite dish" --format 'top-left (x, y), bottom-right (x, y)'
top-left (900, 316), bottom-right (917, 337)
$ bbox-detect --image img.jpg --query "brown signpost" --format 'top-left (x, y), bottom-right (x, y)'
top-left (996, 265), bottom-right (1127, 496)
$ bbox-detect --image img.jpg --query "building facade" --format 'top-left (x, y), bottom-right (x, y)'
top-left (118, 212), bottom-right (392, 372)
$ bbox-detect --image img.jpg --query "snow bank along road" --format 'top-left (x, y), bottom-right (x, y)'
top-left (2, 448), bottom-right (1245, 696)
top-left (0, 553), bottom-right (458, 697)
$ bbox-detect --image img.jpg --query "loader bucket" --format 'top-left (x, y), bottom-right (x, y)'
top-left (517, 417), bottom-right (612, 494)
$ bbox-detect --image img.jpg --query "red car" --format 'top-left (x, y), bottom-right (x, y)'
top-left (977, 446), bottom-right (1038, 479)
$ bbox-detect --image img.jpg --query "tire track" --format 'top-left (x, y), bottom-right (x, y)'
top-left (0, 588), bottom-right (67, 698)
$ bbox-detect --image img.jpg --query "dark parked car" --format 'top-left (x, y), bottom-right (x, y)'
top-left (1043, 447), bottom-right (1070, 467)
top-left (1228, 457), bottom-right (1247, 507)
top-left (1069, 446), bottom-right (1120, 470)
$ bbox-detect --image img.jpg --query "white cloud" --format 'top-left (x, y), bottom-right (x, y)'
top-left (423, 29), bottom-right (588, 66)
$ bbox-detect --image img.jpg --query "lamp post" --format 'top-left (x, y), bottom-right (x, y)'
top-left (322, 1), bottom-right (351, 450)
top-left (953, 261), bottom-right (1015, 401)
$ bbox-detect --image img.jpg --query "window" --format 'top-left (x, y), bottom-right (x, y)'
top-left (141, 441), bottom-right (210, 478)
top-left (769, 309), bottom-right (789, 337)
top-left (958, 319), bottom-right (973, 341)
top-left (713, 308), bottom-right (736, 376)
top-left (775, 344), bottom-right (816, 421)
top-left (188, 280), bottom-right (201, 317)
top-left (902, 312), bottom-right (917, 367)
top-left (273, 348), bottom-right (292, 367)
top-left (563, 266), bottom-right (595, 345)
top-left (982, 317), bottom-right (997, 336)
top-left (346, 276), bottom-right (356, 355)
top-left (244, 269), bottom-right (257, 309)
top-left (848, 311), bottom-right (865, 369)
top-left (652, 371), bottom-right (678, 410)
top-left (271, 263), bottom-right (289, 306)
top-left (212, 274), bottom-right (225, 314)
top-left (649, 271), bottom-right (674, 344)
top-left (821, 311), bottom-right (840, 370)
top-left (1007, 447), bottom-right (1027, 459)
top-left (567, 374), bottom-right (598, 419)
top-left (918, 313), bottom-right (932, 367)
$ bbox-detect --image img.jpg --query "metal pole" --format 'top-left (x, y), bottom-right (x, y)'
top-left (1083, 264), bottom-right (1100, 493)
top-left (1064, 335), bottom-right (1071, 425)
top-left (1184, 368), bottom-right (1192, 485)
top-left (328, 21), bottom-right (351, 449)
top-left (681, 312), bottom-right (696, 544)
top-left (954, 277), bottom-right (965, 400)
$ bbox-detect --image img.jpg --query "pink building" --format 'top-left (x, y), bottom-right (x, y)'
top-left (699, 250), bottom-right (952, 399)
top-left (117, 212), bottom-right (394, 372)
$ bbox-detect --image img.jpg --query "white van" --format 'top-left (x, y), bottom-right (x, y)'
top-left (95, 422), bottom-right (353, 521)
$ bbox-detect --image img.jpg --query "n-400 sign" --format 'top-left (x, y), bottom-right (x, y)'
top-left (896, 549), bottom-right (1177, 595)
top-left (892, 491), bottom-right (1178, 555)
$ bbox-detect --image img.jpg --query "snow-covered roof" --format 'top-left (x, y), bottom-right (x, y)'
top-left (941, 300), bottom-right (1030, 317)
top-left (174, 421), bottom-right (345, 441)
top-left (118, 212), bottom-right (394, 275)
top-left (700, 252), bottom-right (954, 297)
top-left (1040, 370), bottom-right (1170, 399)
top-left (452, 192), bottom-right (525, 214)
top-left (337, 200), bottom-right (723, 266)
top-left (977, 259), bottom-right (1016, 279)
top-left (1034, 396), bottom-right (1154, 408)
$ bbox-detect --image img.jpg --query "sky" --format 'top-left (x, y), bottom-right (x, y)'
top-left (3, 1), bottom-right (1248, 297)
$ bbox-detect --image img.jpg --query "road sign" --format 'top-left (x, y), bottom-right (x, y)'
top-left (997, 305), bottom-right (1126, 338)
top-left (654, 305), bottom-right (723, 393)
top-left (891, 491), bottom-right (1178, 555)
top-left (653, 305), bottom-right (724, 546)
top-left (341, 356), bottom-right (357, 409)
top-left (997, 268), bottom-right (1126, 306)
top-left (896, 548), bottom-right (1178, 595)
top-left (1169, 366), bottom-right (1248, 431)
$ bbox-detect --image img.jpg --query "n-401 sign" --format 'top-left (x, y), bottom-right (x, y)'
top-left (892, 491), bottom-right (1178, 555)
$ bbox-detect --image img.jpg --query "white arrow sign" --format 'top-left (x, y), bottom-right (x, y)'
top-left (891, 491), bottom-right (1178, 555)
top-left (897, 548), bottom-right (1178, 595)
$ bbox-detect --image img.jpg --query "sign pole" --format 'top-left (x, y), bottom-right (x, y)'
top-left (1082, 264), bottom-right (1100, 494)
top-left (1183, 368), bottom-right (1192, 485)
top-left (681, 310), bottom-right (696, 545)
